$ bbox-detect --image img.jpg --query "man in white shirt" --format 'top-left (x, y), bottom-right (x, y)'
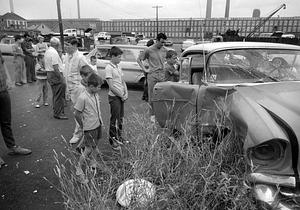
top-left (64, 39), bottom-right (89, 144)
top-left (44, 37), bottom-right (68, 120)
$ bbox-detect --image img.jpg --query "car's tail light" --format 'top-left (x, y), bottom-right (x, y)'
top-left (248, 139), bottom-right (286, 166)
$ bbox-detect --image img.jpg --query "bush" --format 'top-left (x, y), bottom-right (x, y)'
top-left (53, 107), bottom-right (256, 210)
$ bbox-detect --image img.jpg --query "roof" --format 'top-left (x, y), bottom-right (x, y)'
top-left (96, 44), bottom-right (147, 49)
top-left (183, 41), bottom-right (300, 55)
top-left (0, 12), bottom-right (26, 21)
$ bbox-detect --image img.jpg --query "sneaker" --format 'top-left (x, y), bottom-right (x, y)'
top-left (0, 157), bottom-right (7, 169)
top-left (44, 102), bottom-right (49, 106)
top-left (35, 104), bottom-right (40, 108)
top-left (8, 146), bottom-right (32, 155)
top-left (111, 143), bottom-right (121, 151)
top-left (69, 136), bottom-right (81, 144)
top-left (150, 115), bottom-right (155, 124)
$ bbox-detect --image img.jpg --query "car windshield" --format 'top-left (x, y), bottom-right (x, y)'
top-left (93, 47), bottom-right (144, 62)
top-left (207, 49), bottom-right (300, 84)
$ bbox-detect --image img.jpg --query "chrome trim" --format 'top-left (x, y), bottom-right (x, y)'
top-left (248, 173), bottom-right (296, 187)
top-left (253, 184), bottom-right (293, 210)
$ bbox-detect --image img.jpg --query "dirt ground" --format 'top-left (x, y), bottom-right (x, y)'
top-left (0, 81), bottom-right (145, 210)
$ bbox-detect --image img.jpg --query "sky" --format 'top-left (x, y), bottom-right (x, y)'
top-left (0, 0), bottom-right (299, 20)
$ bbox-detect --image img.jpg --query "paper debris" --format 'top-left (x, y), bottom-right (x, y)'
top-left (24, 170), bottom-right (30, 175)
top-left (33, 190), bottom-right (37, 193)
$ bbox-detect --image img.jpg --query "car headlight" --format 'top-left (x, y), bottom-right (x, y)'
top-left (248, 139), bottom-right (286, 166)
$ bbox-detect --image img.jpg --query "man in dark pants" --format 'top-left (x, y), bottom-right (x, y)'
top-left (0, 50), bottom-right (32, 168)
top-left (21, 34), bottom-right (36, 83)
top-left (44, 37), bottom-right (68, 120)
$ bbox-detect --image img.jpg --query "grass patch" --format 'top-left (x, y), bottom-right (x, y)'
top-left (53, 106), bottom-right (256, 209)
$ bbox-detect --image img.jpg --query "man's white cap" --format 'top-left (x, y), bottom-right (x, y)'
top-left (50, 37), bottom-right (60, 45)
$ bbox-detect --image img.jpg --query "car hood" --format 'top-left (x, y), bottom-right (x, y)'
top-left (229, 81), bottom-right (300, 176)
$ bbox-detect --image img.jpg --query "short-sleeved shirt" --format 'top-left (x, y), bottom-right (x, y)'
top-left (164, 62), bottom-right (179, 82)
top-left (105, 62), bottom-right (126, 97)
top-left (44, 46), bottom-right (63, 72)
top-left (138, 45), bottom-right (167, 78)
top-left (74, 89), bottom-right (103, 131)
top-left (65, 50), bottom-right (88, 90)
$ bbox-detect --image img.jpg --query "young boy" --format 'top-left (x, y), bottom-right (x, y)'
top-left (105, 46), bottom-right (128, 150)
top-left (89, 55), bottom-right (97, 73)
top-left (164, 50), bottom-right (179, 82)
top-left (74, 73), bottom-right (103, 182)
top-left (35, 54), bottom-right (49, 108)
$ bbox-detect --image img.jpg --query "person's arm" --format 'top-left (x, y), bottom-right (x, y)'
top-left (106, 78), bottom-right (125, 99)
top-left (74, 109), bottom-right (83, 129)
top-left (122, 80), bottom-right (128, 101)
top-left (137, 50), bottom-right (148, 73)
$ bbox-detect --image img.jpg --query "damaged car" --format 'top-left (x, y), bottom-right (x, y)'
top-left (152, 42), bottom-right (300, 209)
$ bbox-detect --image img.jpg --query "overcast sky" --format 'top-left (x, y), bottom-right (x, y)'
top-left (0, 0), bottom-right (299, 20)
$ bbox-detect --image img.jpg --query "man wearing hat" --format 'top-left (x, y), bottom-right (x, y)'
top-left (36, 35), bottom-right (48, 55)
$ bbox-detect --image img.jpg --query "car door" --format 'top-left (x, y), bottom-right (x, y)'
top-left (119, 47), bottom-right (144, 84)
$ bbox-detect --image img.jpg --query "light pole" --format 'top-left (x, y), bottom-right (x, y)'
top-left (152, 5), bottom-right (162, 36)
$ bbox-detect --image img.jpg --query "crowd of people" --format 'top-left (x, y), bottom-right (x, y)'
top-left (0, 32), bottom-right (180, 180)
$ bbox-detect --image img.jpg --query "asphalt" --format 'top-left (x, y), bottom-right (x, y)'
top-left (0, 81), bottom-right (145, 210)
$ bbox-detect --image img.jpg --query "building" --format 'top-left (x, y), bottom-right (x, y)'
top-left (0, 12), bottom-right (27, 30)
top-left (27, 23), bottom-right (53, 35)
top-left (28, 16), bottom-right (300, 40)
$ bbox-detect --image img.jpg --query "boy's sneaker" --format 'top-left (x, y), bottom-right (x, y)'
top-left (8, 146), bottom-right (32, 155)
top-left (35, 104), bottom-right (40, 108)
top-left (150, 115), bottom-right (155, 124)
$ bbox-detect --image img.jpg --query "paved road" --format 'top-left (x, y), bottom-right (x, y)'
top-left (0, 82), bottom-right (146, 210)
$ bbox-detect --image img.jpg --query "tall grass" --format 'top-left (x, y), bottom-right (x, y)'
top-left (54, 104), bottom-right (256, 209)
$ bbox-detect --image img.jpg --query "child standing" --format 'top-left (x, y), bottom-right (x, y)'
top-left (164, 50), bottom-right (180, 82)
top-left (105, 46), bottom-right (128, 150)
top-left (35, 54), bottom-right (48, 108)
top-left (89, 56), bottom-right (98, 73)
top-left (74, 73), bottom-right (103, 182)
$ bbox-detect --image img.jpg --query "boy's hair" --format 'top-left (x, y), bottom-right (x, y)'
top-left (156, 33), bottom-right (167, 41)
top-left (90, 55), bottom-right (96, 61)
top-left (14, 34), bottom-right (22, 41)
top-left (146, 39), bottom-right (154, 47)
top-left (37, 54), bottom-right (44, 61)
top-left (70, 38), bottom-right (79, 47)
top-left (80, 65), bottom-right (93, 77)
top-left (109, 46), bottom-right (123, 57)
top-left (166, 50), bottom-right (177, 59)
top-left (87, 73), bottom-right (103, 87)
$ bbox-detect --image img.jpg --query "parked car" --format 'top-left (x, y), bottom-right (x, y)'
top-left (94, 32), bottom-right (111, 40)
top-left (86, 44), bottom-right (147, 85)
top-left (0, 36), bottom-right (15, 45)
top-left (63, 28), bottom-right (77, 37)
top-left (152, 42), bottom-right (300, 209)
top-left (181, 39), bottom-right (195, 52)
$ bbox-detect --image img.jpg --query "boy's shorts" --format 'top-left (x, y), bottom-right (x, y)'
top-left (82, 126), bottom-right (102, 148)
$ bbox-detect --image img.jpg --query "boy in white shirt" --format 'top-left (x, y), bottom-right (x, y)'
top-left (74, 73), bottom-right (103, 182)
top-left (105, 46), bottom-right (128, 150)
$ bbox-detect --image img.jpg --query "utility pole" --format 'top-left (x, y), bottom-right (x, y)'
top-left (77, 0), bottom-right (81, 19)
top-left (56, 0), bottom-right (64, 53)
top-left (152, 5), bottom-right (162, 36)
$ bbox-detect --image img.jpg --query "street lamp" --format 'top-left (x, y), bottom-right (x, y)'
top-left (152, 5), bottom-right (162, 36)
